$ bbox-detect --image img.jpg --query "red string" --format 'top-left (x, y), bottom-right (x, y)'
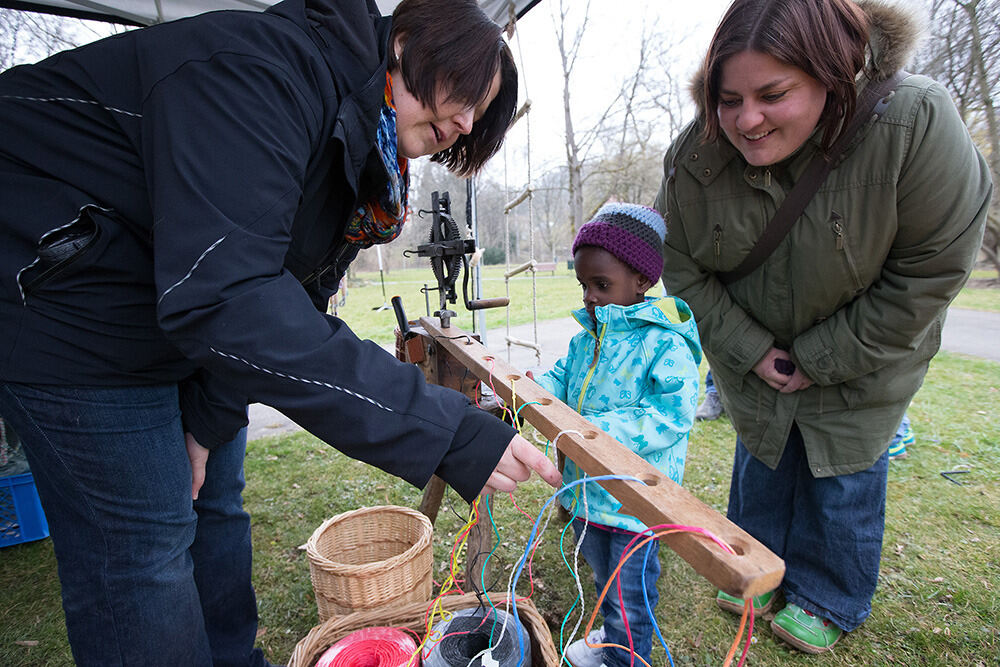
top-left (315, 627), bottom-right (418, 667)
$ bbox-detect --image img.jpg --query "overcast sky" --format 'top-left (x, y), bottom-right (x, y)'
top-left (490, 0), bottom-right (733, 178)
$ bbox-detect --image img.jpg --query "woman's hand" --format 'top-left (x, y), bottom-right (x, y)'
top-left (753, 347), bottom-right (796, 390)
top-left (779, 367), bottom-right (814, 393)
top-left (752, 347), bottom-right (814, 393)
top-left (185, 432), bottom-right (209, 500)
top-left (480, 434), bottom-right (561, 497)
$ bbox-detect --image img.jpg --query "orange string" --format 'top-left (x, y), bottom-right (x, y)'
top-left (578, 529), bottom-right (752, 667)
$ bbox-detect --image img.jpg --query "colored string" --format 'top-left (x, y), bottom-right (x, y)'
top-left (640, 537), bottom-right (674, 667)
top-left (508, 474), bottom-right (648, 667)
top-left (557, 480), bottom-right (590, 665)
top-left (410, 499), bottom-right (484, 665)
top-left (426, 369), bottom-right (756, 667)
top-left (579, 525), bottom-right (751, 667)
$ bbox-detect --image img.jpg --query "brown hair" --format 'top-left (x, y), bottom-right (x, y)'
top-left (700, 0), bottom-right (869, 151)
top-left (389, 0), bottom-right (517, 176)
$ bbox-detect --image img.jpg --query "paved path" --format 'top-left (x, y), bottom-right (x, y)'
top-left (941, 307), bottom-right (1000, 362)
top-left (247, 306), bottom-right (999, 440)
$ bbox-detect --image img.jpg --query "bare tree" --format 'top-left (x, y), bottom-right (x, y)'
top-left (531, 166), bottom-right (571, 261)
top-left (915, 0), bottom-right (1000, 278)
top-left (549, 4), bottom-right (692, 236)
top-left (1, 8), bottom-right (119, 71)
top-left (551, 0), bottom-right (590, 236)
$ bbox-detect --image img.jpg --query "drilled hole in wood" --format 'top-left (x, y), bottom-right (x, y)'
top-left (483, 355), bottom-right (495, 362)
top-left (538, 397), bottom-right (552, 405)
top-left (583, 431), bottom-right (598, 440)
top-left (507, 374), bottom-right (521, 381)
top-left (638, 473), bottom-right (659, 486)
top-left (727, 541), bottom-right (746, 556)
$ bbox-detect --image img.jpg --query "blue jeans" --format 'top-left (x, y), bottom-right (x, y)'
top-left (727, 424), bottom-right (888, 632)
top-left (573, 520), bottom-right (660, 667)
top-left (704, 369), bottom-right (717, 395)
top-left (0, 382), bottom-right (271, 666)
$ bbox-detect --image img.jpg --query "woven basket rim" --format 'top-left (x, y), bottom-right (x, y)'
top-left (305, 505), bottom-right (432, 576)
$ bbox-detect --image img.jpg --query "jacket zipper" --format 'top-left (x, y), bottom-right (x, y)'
top-left (576, 322), bottom-right (606, 413)
top-left (302, 240), bottom-right (352, 286)
top-left (830, 212), bottom-right (864, 290)
top-left (764, 168), bottom-right (771, 187)
top-left (713, 224), bottom-right (722, 265)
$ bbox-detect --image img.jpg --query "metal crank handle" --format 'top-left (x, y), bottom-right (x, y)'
top-left (467, 297), bottom-right (509, 310)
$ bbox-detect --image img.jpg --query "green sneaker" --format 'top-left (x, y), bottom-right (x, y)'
top-left (715, 589), bottom-right (775, 617)
top-left (770, 603), bottom-right (842, 653)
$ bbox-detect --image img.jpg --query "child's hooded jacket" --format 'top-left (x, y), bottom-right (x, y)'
top-left (535, 296), bottom-right (702, 533)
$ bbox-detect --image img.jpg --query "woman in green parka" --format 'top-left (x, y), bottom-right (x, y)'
top-left (654, 0), bottom-right (991, 654)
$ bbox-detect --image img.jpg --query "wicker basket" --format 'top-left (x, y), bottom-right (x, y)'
top-left (288, 592), bottom-right (559, 667)
top-left (306, 505), bottom-right (433, 621)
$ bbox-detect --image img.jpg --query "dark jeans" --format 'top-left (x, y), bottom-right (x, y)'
top-left (728, 424), bottom-right (888, 631)
top-left (704, 369), bottom-right (717, 395)
top-left (0, 382), bottom-right (272, 666)
top-left (573, 520), bottom-right (660, 667)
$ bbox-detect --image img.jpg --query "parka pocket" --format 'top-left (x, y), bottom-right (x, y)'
top-left (17, 204), bottom-right (107, 302)
top-left (829, 212), bottom-right (866, 294)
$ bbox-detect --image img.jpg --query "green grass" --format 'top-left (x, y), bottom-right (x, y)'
top-left (2, 352), bottom-right (997, 666)
top-left (951, 287), bottom-right (1000, 312)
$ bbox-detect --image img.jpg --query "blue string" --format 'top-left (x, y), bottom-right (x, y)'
top-left (641, 531), bottom-right (675, 667)
top-left (483, 498), bottom-right (503, 642)
top-left (557, 487), bottom-right (585, 666)
top-left (509, 474), bottom-right (646, 667)
top-left (515, 401), bottom-right (543, 420)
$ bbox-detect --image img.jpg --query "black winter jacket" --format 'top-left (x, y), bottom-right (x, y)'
top-left (0, 0), bottom-right (513, 501)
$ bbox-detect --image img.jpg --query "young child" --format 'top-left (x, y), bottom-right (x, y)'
top-left (532, 203), bottom-right (702, 667)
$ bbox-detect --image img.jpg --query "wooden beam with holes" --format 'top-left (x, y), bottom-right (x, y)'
top-left (419, 316), bottom-right (785, 598)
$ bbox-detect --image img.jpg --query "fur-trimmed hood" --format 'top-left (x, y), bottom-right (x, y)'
top-left (688, 0), bottom-right (927, 114)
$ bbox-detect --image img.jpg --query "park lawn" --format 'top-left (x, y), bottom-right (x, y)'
top-left (1, 351), bottom-right (997, 666)
top-left (951, 287), bottom-right (1000, 312)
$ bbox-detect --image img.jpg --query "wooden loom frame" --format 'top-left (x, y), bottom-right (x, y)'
top-left (400, 317), bottom-right (785, 599)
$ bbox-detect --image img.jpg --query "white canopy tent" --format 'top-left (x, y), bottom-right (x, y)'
top-left (0, 0), bottom-right (539, 26)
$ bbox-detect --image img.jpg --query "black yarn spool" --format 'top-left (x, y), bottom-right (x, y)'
top-left (424, 607), bottom-right (530, 667)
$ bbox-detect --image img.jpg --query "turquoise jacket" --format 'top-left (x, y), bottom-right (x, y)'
top-left (535, 296), bottom-right (702, 533)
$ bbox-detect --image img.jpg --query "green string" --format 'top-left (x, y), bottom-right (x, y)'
top-left (558, 487), bottom-right (587, 665)
top-left (483, 497), bottom-right (503, 642)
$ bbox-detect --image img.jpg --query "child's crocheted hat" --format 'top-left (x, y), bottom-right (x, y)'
top-left (572, 203), bottom-right (667, 283)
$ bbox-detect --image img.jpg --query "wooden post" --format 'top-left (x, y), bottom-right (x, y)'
top-left (397, 325), bottom-right (495, 591)
top-left (418, 317), bottom-right (785, 598)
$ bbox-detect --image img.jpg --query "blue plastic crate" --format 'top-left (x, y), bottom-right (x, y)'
top-left (0, 472), bottom-right (50, 547)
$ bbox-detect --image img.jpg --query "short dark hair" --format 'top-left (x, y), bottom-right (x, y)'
top-left (389, 0), bottom-right (518, 176)
top-left (700, 0), bottom-right (869, 152)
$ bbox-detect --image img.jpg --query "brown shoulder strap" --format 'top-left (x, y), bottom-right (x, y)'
top-left (716, 71), bottom-right (906, 285)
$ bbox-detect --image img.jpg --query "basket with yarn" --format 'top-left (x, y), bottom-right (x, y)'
top-left (288, 592), bottom-right (559, 667)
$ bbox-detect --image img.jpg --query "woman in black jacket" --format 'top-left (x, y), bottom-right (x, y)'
top-left (0, 0), bottom-right (559, 664)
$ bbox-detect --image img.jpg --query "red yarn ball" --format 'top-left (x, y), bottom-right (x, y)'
top-left (315, 626), bottom-right (419, 667)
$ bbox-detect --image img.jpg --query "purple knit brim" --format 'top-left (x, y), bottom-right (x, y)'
top-left (573, 224), bottom-right (663, 284)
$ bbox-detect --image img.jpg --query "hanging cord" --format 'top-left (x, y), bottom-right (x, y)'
top-left (511, 22), bottom-right (540, 367)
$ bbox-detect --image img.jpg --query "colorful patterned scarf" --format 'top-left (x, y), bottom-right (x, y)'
top-left (343, 72), bottom-right (410, 248)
